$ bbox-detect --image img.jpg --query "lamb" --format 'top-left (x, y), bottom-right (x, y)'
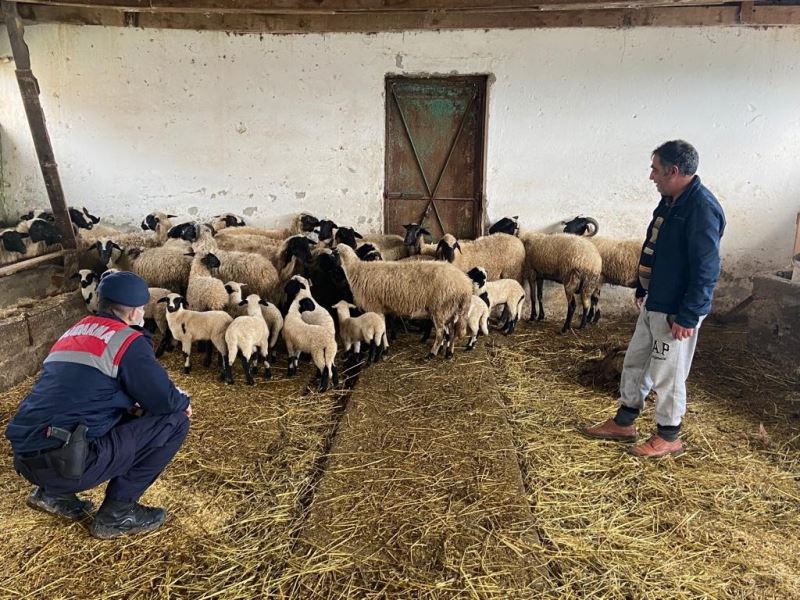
top-left (283, 276), bottom-right (336, 336)
top-left (333, 244), bottom-right (472, 359)
top-left (466, 266), bottom-right (526, 335)
top-left (402, 223), bottom-right (438, 257)
top-left (71, 269), bottom-right (100, 313)
top-left (283, 294), bottom-right (338, 392)
top-left (144, 287), bottom-right (174, 357)
top-left (191, 227), bottom-right (284, 301)
top-left (520, 232), bottom-right (603, 333)
top-left (140, 211), bottom-right (182, 245)
top-left (158, 293), bottom-right (232, 377)
top-left (332, 300), bottom-right (388, 364)
top-left (464, 295), bottom-right (490, 351)
top-left (435, 233), bottom-right (526, 284)
top-left (225, 281), bottom-right (283, 361)
top-left (224, 293), bottom-right (272, 385)
top-left (15, 218), bottom-right (63, 258)
top-left (360, 233), bottom-right (410, 261)
top-left (186, 250), bottom-right (229, 312)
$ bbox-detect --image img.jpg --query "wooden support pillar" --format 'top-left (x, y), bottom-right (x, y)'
top-left (1, 0), bottom-right (77, 249)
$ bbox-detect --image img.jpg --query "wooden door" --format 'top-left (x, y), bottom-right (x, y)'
top-left (384, 76), bottom-right (486, 240)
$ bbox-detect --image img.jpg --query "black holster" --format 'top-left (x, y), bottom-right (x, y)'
top-left (20, 424), bottom-right (89, 480)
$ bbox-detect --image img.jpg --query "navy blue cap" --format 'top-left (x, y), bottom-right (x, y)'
top-left (96, 271), bottom-right (150, 306)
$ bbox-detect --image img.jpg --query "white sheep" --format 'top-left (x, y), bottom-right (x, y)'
top-left (521, 232), bottom-right (603, 333)
top-left (332, 300), bottom-right (388, 364)
top-left (436, 232), bottom-right (526, 283)
top-left (224, 293), bottom-right (272, 385)
top-left (586, 237), bottom-right (642, 323)
top-left (283, 275), bottom-right (335, 336)
top-left (464, 295), bottom-right (490, 351)
top-left (158, 293), bottom-right (233, 378)
top-left (466, 266), bottom-right (526, 335)
top-left (334, 244), bottom-right (472, 359)
top-left (186, 250), bottom-right (229, 312)
top-left (225, 281), bottom-right (283, 361)
top-left (283, 294), bottom-right (338, 392)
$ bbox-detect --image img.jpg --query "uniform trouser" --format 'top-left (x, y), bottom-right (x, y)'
top-left (615, 308), bottom-right (704, 430)
top-left (14, 412), bottom-right (189, 504)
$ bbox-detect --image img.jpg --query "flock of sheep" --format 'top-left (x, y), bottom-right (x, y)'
top-left (3, 207), bottom-right (643, 391)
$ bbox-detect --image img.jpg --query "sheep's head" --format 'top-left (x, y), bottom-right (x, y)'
top-left (466, 266), bottom-right (488, 291)
top-left (200, 252), bottom-right (221, 270)
top-left (562, 216), bottom-right (599, 237)
top-left (402, 223), bottom-right (430, 247)
top-left (316, 219), bottom-right (338, 242)
top-left (211, 213), bottom-right (246, 230)
top-left (157, 293), bottom-right (187, 313)
top-left (356, 242), bottom-right (382, 261)
top-left (436, 234), bottom-right (460, 263)
top-left (300, 213), bottom-right (320, 232)
top-left (283, 277), bottom-right (309, 307)
top-left (168, 221), bottom-right (199, 242)
top-left (488, 216), bottom-right (519, 236)
top-left (1, 230), bottom-right (28, 254)
top-left (334, 226), bottom-right (363, 249)
top-left (283, 235), bottom-right (316, 267)
top-left (71, 269), bottom-right (99, 288)
top-left (93, 238), bottom-right (122, 266)
top-left (224, 281), bottom-right (246, 296)
top-left (20, 209), bottom-right (54, 222)
top-left (69, 206), bottom-right (100, 230)
top-left (141, 212), bottom-right (176, 232)
top-left (28, 219), bottom-right (63, 245)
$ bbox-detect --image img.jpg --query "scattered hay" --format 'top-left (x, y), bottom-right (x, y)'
top-left (490, 318), bottom-right (800, 599)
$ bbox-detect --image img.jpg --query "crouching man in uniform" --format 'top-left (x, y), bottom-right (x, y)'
top-left (5, 272), bottom-right (191, 539)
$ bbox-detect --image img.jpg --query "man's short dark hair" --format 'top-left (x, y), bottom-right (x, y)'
top-left (653, 140), bottom-right (699, 177)
top-left (97, 297), bottom-right (134, 316)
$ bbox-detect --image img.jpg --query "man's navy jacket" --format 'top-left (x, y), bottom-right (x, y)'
top-left (636, 175), bottom-right (726, 328)
top-left (5, 312), bottom-right (189, 454)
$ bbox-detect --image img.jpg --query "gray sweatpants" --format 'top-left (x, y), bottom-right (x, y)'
top-left (618, 308), bottom-right (704, 427)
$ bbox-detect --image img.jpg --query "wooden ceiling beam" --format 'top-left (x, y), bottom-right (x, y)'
top-left (13, 0), bottom-right (739, 15)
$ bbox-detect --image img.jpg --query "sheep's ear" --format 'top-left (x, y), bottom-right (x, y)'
top-left (18, 232), bottom-right (29, 238)
top-left (259, 299), bottom-right (269, 306)
top-left (179, 298), bottom-right (188, 309)
top-left (184, 250), bottom-right (195, 257)
top-left (111, 242), bottom-right (122, 251)
top-left (167, 214), bottom-right (177, 218)
top-left (354, 230), bottom-right (363, 239)
top-left (157, 297), bottom-right (169, 303)
top-left (420, 228), bottom-right (431, 236)
top-left (454, 242), bottom-right (462, 252)
top-left (238, 299), bottom-right (248, 306)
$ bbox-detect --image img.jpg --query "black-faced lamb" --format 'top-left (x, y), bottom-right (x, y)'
top-left (71, 269), bottom-right (100, 313)
top-left (224, 293), bottom-right (272, 385)
top-left (466, 266), bottom-right (526, 335)
top-left (332, 300), bottom-right (388, 364)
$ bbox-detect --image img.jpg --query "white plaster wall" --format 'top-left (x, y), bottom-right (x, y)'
top-left (1, 24), bottom-right (799, 310)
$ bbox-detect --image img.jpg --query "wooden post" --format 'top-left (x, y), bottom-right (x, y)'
top-left (792, 212), bottom-right (800, 282)
top-left (1, 0), bottom-right (77, 249)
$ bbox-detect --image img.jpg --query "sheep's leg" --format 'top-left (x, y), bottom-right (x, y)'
top-left (182, 338), bottom-right (193, 374)
top-left (240, 353), bottom-right (255, 385)
top-left (287, 354), bottom-right (298, 377)
top-left (367, 340), bottom-right (377, 365)
top-left (353, 340), bottom-right (361, 356)
top-left (203, 340), bottom-right (214, 367)
top-left (155, 329), bottom-right (173, 358)
top-left (427, 317), bottom-right (445, 359)
top-left (444, 319), bottom-right (455, 359)
top-left (590, 291), bottom-right (601, 324)
top-left (562, 296), bottom-right (577, 334)
top-left (420, 319), bottom-right (433, 343)
top-left (260, 346), bottom-right (272, 380)
top-left (313, 350), bottom-right (329, 392)
top-left (536, 278), bottom-right (545, 321)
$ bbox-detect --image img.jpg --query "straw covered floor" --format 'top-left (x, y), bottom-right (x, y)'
top-left (0, 315), bottom-right (798, 598)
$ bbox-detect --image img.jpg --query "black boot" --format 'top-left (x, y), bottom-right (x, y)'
top-left (26, 487), bottom-right (94, 521)
top-left (90, 498), bottom-right (167, 539)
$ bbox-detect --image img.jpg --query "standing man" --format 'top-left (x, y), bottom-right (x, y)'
top-left (582, 140), bottom-right (726, 457)
top-left (5, 272), bottom-right (191, 538)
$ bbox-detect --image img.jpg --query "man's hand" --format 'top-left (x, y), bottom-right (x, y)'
top-left (184, 403), bottom-right (193, 419)
top-left (635, 295), bottom-right (646, 309)
top-left (671, 323), bottom-right (694, 341)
